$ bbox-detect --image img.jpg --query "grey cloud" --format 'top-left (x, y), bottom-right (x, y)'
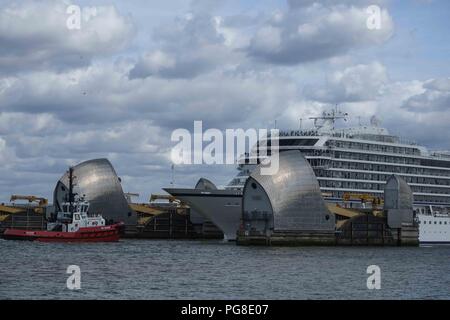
top-left (1, 62), bottom-right (295, 129)
top-left (0, 112), bottom-right (240, 202)
top-left (129, 14), bottom-right (241, 79)
top-left (0, 61), bottom-right (298, 201)
top-left (0, 0), bottom-right (134, 74)
top-left (247, 3), bottom-right (394, 65)
top-left (403, 78), bottom-right (450, 113)
top-left (0, 45), bottom-right (300, 201)
top-left (403, 92), bottom-right (450, 113)
top-left (305, 62), bottom-right (388, 103)
top-left (423, 78), bottom-right (450, 92)
top-left (129, 47), bottom-right (226, 79)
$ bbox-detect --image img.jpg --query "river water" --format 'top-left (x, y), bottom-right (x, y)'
top-left (0, 239), bottom-right (449, 299)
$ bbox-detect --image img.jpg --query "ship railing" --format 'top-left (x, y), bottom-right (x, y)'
top-left (431, 152), bottom-right (450, 159)
top-left (276, 130), bottom-right (419, 146)
top-left (331, 133), bottom-right (417, 145)
top-left (277, 130), bottom-right (320, 137)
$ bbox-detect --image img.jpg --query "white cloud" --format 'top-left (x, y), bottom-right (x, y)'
top-left (0, 58), bottom-right (298, 200)
top-left (305, 62), bottom-right (388, 102)
top-left (403, 78), bottom-right (450, 113)
top-left (129, 13), bottom-right (243, 79)
top-left (248, 3), bottom-right (394, 65)
top-left (130, 50), bottom-right (176, 77)
top-left (423, 78), bottom-right (450, 92)
top-left (0, 0), bottom-right (134, 73)
top-left (250, 26), bottom-right (282, 54)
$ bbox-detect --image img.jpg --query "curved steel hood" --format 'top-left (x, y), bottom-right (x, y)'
top-left (243, 150), bottom-right (334, 232)
top-left (53, 158), bottom-right (136, 225)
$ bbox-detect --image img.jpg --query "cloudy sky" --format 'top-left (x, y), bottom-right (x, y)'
top-left (0, 0), bottom-right (449, 202)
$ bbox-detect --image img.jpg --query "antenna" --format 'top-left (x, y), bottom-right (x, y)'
top-left (309, 104), bottom-right (348, 130)
top-left (299, 118), bottom-right (303, 130)
top-left (370, 115), bottom-right (381, 127)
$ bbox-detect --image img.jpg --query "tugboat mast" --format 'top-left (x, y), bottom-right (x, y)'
top-left (68, 167), bottom-right (75, 216)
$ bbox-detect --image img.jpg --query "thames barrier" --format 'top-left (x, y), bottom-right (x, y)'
top-left (1, 154), bottom-right (418, 246)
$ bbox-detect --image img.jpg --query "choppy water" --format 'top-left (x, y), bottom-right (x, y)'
top-left (0, 239), bottom-right (449, 300)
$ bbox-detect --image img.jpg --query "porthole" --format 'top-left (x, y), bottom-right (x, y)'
top-left (251, 182), bottom-right (257, 189)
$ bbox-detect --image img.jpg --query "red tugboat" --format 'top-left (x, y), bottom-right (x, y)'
top-left (3, 167), bottom-right (124, 242)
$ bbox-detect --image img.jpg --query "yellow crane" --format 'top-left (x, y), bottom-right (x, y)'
top-left (149, 194), bottom-right (179, 203)
top-left (1, 195), bottom-right (48, 220)
top-left (150, 194), bottom-right (190, 210)
top-left (10, 195), bottom-right (48, 207)
top-left (342, 193), bottom-right (383, 205)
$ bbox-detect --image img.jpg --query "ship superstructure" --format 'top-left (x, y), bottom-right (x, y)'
top-left (227, 107), bottom-right (450, 214)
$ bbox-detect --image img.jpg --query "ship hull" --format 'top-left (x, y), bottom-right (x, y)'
top-left (2, 223), bottom-right (123, 243)
top-left (417, 214), bottom-right (450, 243)
top-left (164, 188), bottom-right (242, 241)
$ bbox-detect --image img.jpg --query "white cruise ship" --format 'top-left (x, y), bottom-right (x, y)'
top-left (226, 107), bottom-right (450, 243)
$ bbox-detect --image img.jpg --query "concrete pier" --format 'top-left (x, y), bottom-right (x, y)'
top-left (237, 219), bottom-right (419, 247)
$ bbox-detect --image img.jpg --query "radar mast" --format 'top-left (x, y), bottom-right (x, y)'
top-left (309, 105), bottom-right (348, 132)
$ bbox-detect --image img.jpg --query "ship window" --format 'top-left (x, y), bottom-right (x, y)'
top-left (279, 139), bottom-right (319, 146)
